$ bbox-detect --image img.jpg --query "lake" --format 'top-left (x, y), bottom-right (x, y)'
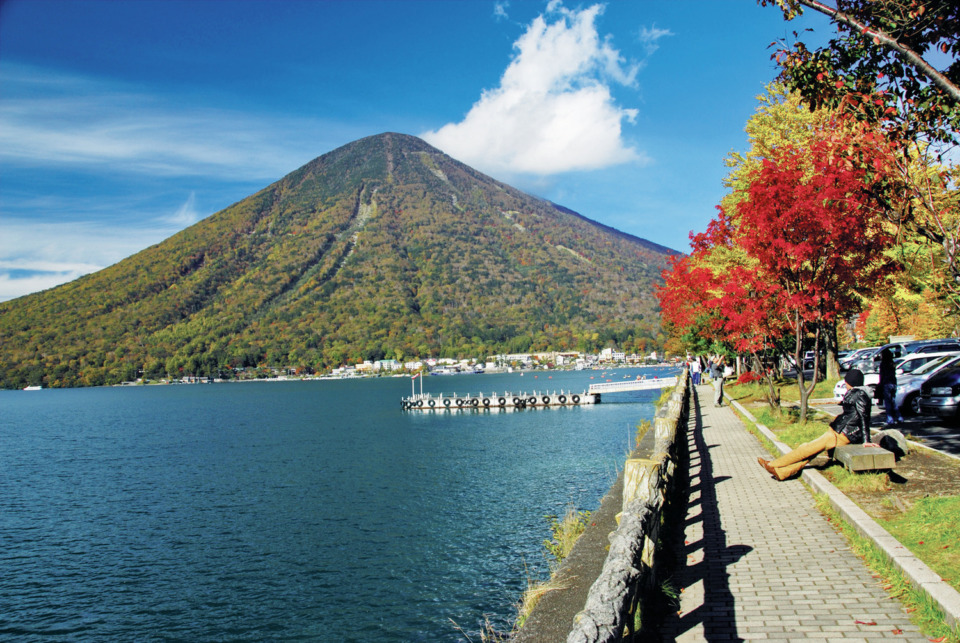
top-left (0, 367), bottom-right (670, 641)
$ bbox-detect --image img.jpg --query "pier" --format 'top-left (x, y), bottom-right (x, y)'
top-left (400, 389), bottom-right (598, 411)
top-left (587, 375), bottom-right (678, 395)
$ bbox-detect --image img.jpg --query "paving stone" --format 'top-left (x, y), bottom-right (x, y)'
top-left (658, 385), bottom-right (927, 641)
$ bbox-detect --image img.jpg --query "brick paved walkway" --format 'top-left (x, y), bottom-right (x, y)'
top-left (659, 385), bottom-right (927, 642)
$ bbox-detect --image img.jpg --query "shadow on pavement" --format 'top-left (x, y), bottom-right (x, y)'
top-left (668, 387), bottom-right (752, 642)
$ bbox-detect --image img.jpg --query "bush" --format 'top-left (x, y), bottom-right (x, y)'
top-left (736, 371), bottom-right (763, 385)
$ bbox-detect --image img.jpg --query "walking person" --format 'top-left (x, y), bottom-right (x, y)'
top-left (758, 369), bottom-right (872, 480)
top-left (878, 349), bottom-right (903, 426)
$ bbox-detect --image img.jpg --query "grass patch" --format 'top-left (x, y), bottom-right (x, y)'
top-left (508, 507), bottom-right (592, 634)
top-left (543, 507), bottom-right (591, 569)
top-left (778, 376), bottom-right (840, 402)
top-left (514, 576), bottom-right (571, 631)
top-left (655, 386), bottom-right (673, 411)
top-left (878, 496), bottom-right (960, 595)
top-left (635, 420), bottom-right (652, 449)
top-left (776, 419), bottom-right (831, 446)
top-left (725, 379), bottom-right (768, 404)
top-left (814, 495), bottom-right (960, 643)
top-left (821, 465), bottom-right (892, 493)
top-left (727, 374), bottom-right (840, 407)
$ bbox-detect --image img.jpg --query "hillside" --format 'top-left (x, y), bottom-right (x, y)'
top-left (0, 133), bottom-right (679, 388)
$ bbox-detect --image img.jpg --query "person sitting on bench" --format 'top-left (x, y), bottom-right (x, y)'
top-left (758, 369), bottom-right (872, 481)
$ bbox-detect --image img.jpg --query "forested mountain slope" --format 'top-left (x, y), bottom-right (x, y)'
top-left (0, 133), bottom-right (678, 388)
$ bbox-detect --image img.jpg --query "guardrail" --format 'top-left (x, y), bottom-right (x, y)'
top-left (566, 370), bottom-right (690, 642)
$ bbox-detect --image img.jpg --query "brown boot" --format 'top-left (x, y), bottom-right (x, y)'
top-left (757, 457), bottom-right (779, 479)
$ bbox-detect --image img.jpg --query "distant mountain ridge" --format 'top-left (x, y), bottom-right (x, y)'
top-left (548, 201), bottom-right (678, 256)
top-left (0, 133), bottom-right (678, 388)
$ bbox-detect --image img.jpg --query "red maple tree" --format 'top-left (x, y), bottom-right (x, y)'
top-left (660, 122), bottom-right (900, 418)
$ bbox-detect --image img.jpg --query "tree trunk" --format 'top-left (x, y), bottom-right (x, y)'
top-left (825, 320), bottom-right (840, 380)
top-left (753, 352), bottom-right (781, 412)
top-left (795, 315), bottom-right (821, 423)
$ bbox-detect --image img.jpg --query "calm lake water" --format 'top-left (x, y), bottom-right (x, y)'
top-left (0, 367), bottom-right (670, 641)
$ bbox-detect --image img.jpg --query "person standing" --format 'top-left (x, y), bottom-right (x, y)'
top-left (758, 369), bottom-right (871, 480)
top-left (690, 356), bottom-right (702, 386)
top-left (710, 355), bottom-right (726, 407)
top-left (878, 349), bottom-right (903, 426)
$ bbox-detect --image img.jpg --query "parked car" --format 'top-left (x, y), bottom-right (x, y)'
top-left (840, 346), bottom-right (881, 372)
top-left (864, 349), bottom-right (960, 391)
top-left (918, 363), bottom-right (960, 422)
top-left (894, 353), bottom-right (960, 416)
top-left (849, 339), bottom-right (960, 376)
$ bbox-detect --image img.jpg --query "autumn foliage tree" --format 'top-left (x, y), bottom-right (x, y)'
top-left (764, 0), bottom-right (959, 144)
top-left (764, 1), bottom-right (960, 315)
top-left (660, 118), bottom-right (900, 419)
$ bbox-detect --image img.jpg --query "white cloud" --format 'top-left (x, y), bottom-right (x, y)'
top-left (167, 192), bottom-right (203, 227)
top-left (422, 1), bottom-right (643, 177)
top-left (493, 1), bottom-right (509, 21)
top-left (638, 25), bottom-right (674, 56)
top-left (0, 219), bottom-right (180, 301)
top-left (0, 63), bottom-right (337, 181)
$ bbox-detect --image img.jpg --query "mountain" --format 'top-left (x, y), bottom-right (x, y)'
top-left (0, 133), bottom-right (679, 388)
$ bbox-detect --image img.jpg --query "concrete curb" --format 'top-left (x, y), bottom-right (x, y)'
top-left (727, 395), bottom-right (960, 629)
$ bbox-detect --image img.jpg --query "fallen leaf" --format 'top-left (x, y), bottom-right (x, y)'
top-left (892, 629), bottom-right (902, 634)
top-left (929, 637), bottom-right (946, 642)
top-left (856, 620), bottom-right (878, 626)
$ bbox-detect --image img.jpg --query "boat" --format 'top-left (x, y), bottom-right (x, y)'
top-left (23, 385), bottom-right (42, 391)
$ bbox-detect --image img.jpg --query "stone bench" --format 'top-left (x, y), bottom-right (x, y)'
top-left (833, 444), bottom-right (896, 472)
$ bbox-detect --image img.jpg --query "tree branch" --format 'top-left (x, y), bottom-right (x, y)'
top-left (796, 0), bottom-right (960, 104)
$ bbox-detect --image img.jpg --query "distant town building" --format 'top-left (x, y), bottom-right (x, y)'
top-left (374, 359), bottom-right (401, 372)
top-left (599, 348), bottom-right (626, 363)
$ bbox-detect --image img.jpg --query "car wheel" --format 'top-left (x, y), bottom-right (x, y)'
top-left (903, 393), bottom-right (920, 417)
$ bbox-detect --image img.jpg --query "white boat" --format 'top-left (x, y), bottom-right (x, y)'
top-left (23, 385), bottom-right (42, 391)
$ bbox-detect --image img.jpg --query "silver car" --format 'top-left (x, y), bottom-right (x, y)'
top-left (894, 352), bottom-right (960, 415)
top-left (839, 346), bottom-right (880, 371)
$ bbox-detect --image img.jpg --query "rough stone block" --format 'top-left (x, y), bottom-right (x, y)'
top-left (834, 444), bottom-right (896, 472)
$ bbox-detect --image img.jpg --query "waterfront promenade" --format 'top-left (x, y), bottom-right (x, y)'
top-left (659, 384), bottom-right (929, 641)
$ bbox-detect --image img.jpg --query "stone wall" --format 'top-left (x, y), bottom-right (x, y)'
top-left (565, 370), bottom-right (689, 643)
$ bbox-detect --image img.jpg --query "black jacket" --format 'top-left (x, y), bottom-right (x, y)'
top-left (830, 387), bottom-right (871, 444)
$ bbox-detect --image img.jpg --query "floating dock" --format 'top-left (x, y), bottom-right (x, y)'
top-left (401, 390), bottom-right (598, 411)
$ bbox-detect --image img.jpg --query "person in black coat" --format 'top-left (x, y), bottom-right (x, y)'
top-left (878, 348), bottom-right (903, 425)
top-left (758, 369), bottom-right (872, 481)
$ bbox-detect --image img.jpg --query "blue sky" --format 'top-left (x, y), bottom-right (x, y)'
top-left (0, 0), bottom-right (827, 301)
